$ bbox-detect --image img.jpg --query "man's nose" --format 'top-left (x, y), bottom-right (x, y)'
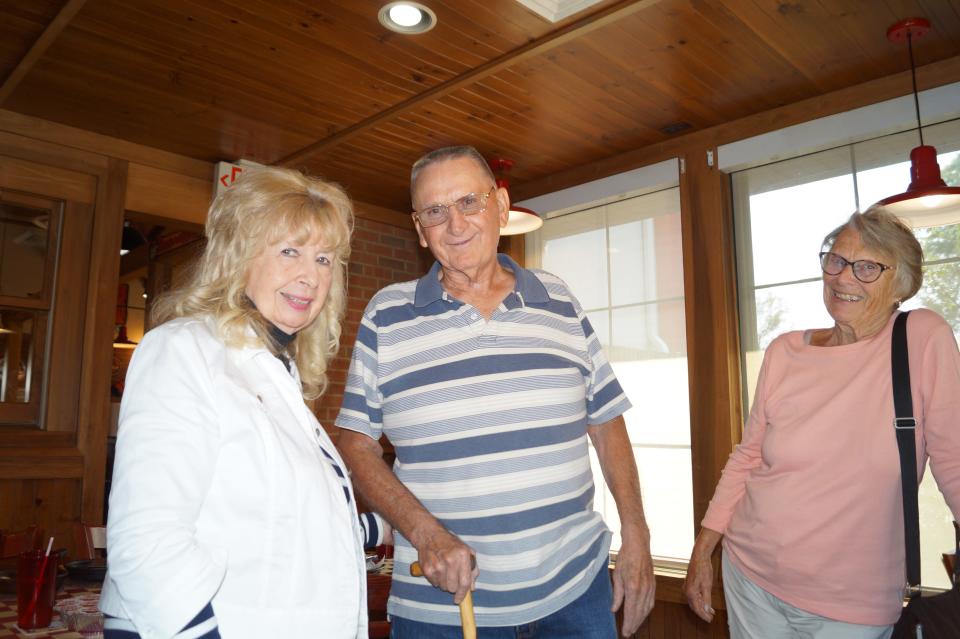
top-left (445, 207), bottom-right (469, 234)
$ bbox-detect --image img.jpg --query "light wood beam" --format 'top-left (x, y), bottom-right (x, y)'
top-left (0, 0), bottom-right (89, 106)
top-left (276, 0), bottom-right (663, 168)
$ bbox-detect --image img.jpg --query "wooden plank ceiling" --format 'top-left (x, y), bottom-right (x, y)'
top-left (2, 0), bottom-right (960, 212)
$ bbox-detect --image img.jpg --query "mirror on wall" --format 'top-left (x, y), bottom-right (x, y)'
top-left (0, 190), bottom-right (60, 425)
top-left (0, 309), bottom-right (41, 404)
top-left (0, 200), bottom-right (52, 299)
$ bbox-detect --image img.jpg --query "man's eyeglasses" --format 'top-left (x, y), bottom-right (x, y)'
top-left (819, 251), bottom-right (894, 284)
top-left (414, 187), bottom-right (496, 228)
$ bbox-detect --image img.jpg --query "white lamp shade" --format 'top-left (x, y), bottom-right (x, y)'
top-left (877, 189), bottom-right (960, 228)
top-left (501, 207), bottom-right (543, 235)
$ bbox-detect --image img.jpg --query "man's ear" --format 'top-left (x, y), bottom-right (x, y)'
top-left (412, 213), bottom-right (429, 248)
top-left (495, 187), bottom-right (510, 228)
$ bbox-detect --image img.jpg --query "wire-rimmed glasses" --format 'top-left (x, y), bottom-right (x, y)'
top-left (413, 187), bottom-right (496, 228)
top-left (819, 251), bottom-right (894, 283)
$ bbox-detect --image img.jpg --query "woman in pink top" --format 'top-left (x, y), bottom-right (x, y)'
top-left (683, 207), bottom-right (960, 638)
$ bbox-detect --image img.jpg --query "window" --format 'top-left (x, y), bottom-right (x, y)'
top-left (526, 186), bottom-right (693, 561)
top-left (732, 118), bottom-right (960, 588)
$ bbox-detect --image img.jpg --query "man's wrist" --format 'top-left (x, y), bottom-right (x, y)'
top-left (406, 515), bottom-right (446, 549)
top-left (619, 522), bottom-right (651, 548)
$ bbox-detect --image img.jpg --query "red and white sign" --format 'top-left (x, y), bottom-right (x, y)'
top-left (214, 160), bottom-right (264, 198)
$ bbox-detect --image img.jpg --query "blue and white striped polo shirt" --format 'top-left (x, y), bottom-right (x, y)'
top-left (336, 254), bottom-right (631, 627)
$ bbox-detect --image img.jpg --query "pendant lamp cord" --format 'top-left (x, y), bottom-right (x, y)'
top-left (907, 31), bottom-right (924, 146)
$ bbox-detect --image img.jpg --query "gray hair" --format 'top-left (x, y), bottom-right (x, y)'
top-left (410, 145), bottom-right (496, 203)
top-left (821, 205), bottom-right (924, 303)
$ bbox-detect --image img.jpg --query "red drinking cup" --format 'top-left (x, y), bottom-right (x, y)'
top-left (17, 549), bottom-right (58, 629)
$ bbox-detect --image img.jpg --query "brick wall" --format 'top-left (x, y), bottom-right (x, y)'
top-left (314, 216), bottom-right (429, 431)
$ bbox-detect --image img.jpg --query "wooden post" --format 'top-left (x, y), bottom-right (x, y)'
top-left (678, 148), bottom-right (743, 529)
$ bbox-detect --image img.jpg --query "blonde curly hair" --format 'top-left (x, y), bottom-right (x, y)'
top-left (152, 166), bottom-right (354, 399)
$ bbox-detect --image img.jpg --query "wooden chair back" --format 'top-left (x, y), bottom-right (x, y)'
top-left (72, 522), bottom-right (107, 560)
top-left (0, 525), bottom-right (43, 557)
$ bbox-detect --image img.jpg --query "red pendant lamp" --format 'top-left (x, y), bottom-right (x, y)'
top-left (874, 18), bottom-right (960, 227)
top-left (489, 158), bottom-right (543, 235)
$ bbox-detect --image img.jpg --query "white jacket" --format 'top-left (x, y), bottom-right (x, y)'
top-left (99, 317), bottom-right (367, 639)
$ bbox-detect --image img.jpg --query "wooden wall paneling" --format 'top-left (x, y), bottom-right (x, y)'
top-left (0, 431), bottom-right (73, 449)
top-left (36, 478), bottom-right (83, 559)
top-left (678, 149), bottom-right (743, 529)
top-left (0, 154), bottom-right (97, 204)
top-left (0, 294), bottom-right (50, 312)
top-left (0, 109), bottom-right (211, 180)
top-left (125, 162), bottom-right (212, 225)
top-left (14, 59), bottom-right (313, 164)
top-left (75, 157), bottom-right (126, 524)
top-left (620, 599), bottom-right (728, 638)
top-left (44, 200), bottom-right (94, 433)
top-left (0, 449), bottom-right (83, 479)
top-left (0, 129), bottom-right (108, 177)
top-left (0, 479), bottom-right (83, 559)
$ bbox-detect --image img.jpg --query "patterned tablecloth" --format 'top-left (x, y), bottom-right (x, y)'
top-left (0, 563), bottom-right (395, 639)
top-left (0, 583), bottom-right (102, 639)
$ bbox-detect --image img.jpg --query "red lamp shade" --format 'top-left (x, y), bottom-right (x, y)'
top-left (875, 145), bottom-right (960, 228)
top-left (874, 18), bottom-right (960, 228)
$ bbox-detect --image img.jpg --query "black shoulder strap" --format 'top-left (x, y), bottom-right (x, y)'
top-left (891, 310), bottom-right (921, 591)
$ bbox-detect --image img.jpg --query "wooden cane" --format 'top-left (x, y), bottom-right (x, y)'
top-left (410, 560), bottom-right (477, 639)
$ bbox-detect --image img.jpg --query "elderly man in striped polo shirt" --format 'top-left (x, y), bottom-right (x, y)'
top-left (336, 145), bottom-right (655, 638)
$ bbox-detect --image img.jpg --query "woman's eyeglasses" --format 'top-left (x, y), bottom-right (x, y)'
top-left (819, 251), bottom-right (894, 284)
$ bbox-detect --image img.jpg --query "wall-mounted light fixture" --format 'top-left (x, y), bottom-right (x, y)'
top-left (120, 221), bottom-right (145, 257)
top-left (113, 283), bottom-right (137, 349)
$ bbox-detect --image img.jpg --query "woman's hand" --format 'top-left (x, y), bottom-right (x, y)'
top-left (683, 528), bottom-right (722, 623)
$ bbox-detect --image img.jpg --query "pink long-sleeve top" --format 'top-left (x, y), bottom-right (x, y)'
top-left (702, 309), bottom-right (960, 626)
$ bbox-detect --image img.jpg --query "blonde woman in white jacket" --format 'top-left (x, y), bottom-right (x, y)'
top-left (100, 167), bottom-right (384, 639)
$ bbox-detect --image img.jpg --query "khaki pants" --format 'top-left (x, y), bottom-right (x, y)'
top-left (722, 555), bottom-right (893, 639)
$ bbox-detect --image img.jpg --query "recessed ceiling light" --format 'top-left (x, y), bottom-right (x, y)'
top-left (389, 4), bottom-right (421, 26)
top-left (378, 2), bottom-right (436, 34)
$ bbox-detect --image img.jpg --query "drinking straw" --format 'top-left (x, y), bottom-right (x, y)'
top-left (23, 536), bottom-right (54, 622)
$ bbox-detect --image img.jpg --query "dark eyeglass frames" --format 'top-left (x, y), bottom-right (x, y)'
top-left (819, 251), bottom-right (894, 284)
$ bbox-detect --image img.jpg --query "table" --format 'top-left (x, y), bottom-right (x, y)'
top-left (0, 566), bottom-right (394, 639)
top-left (0, 582), bottom-right (101, 639)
